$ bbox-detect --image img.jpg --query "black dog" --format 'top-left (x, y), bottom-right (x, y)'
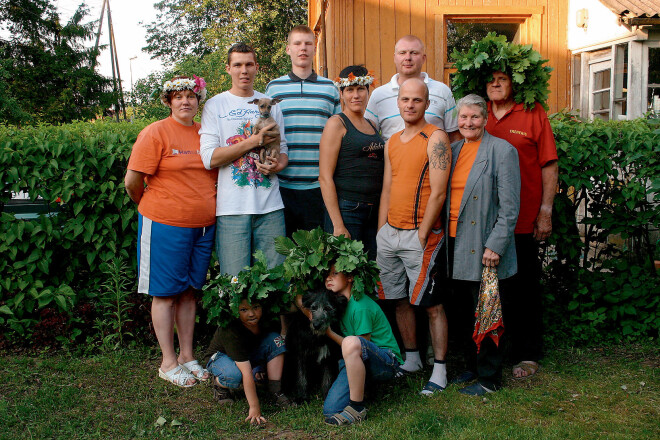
top-left (282, 287), bottom-right (347, 402)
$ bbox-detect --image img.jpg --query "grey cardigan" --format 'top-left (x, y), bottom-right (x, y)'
top-left (448, 131), bottom-right (521, 281)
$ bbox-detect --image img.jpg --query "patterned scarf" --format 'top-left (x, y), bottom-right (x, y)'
top-left (473, 266), bottom-right (504, 353)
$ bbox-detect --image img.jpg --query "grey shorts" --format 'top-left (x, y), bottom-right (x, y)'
top-left (376, 223), bottom-right (445, 306)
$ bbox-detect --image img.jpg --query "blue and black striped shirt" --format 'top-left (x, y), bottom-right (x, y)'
top-left (266, 72), bottom-right (341, 190)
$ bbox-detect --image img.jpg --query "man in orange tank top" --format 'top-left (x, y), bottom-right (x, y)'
top-left (376, 78), bottom-right (452, 395)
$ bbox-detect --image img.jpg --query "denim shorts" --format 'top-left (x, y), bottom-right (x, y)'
top-left (205, 332), bottom-right (286, 389)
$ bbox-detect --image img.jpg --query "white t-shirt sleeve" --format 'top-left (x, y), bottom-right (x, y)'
top-left (199, 99), bottom-right (221, 169)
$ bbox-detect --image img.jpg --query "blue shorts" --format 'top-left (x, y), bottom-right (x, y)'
top-left (137, 214), bottom-right (215, 297)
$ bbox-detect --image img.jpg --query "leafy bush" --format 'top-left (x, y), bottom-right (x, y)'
top-left (0, 119), bottom-right (150, 343)
top-left (1, 116), bottom-right (658, 347)
top-left (544, 114), bottom-right (660, 344)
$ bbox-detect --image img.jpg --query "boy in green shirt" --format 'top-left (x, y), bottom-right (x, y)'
top-left (323, 264), bottom-right (402, 425)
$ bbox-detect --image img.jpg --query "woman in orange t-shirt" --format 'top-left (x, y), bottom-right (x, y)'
top-left (125, 76), bottom-right (217, 388)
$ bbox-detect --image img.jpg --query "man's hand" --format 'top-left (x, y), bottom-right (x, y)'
top-left (418, 230), bottom-right (428, 250)
top-left (482, 248), bottom-right (500, 267)
top-left (245, 406), bottom-right (266, 425)
top-left (533, 206), bottom-right (552, 241)
top-left (251, 123), bottom-right (277, 148)
top-left (255, 154), bottom-right (280, 176)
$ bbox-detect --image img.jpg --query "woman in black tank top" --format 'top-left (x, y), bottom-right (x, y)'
top-left (319, 65), bottom-right (385, 259)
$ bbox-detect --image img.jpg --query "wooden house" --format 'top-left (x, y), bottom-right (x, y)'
top-left (308, 0), bottom-right (660, 117)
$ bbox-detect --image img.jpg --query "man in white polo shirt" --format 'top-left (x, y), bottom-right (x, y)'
top-left (366, 35), bottom-right (460, 142)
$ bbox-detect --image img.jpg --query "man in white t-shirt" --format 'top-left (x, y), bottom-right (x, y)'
top-left (366, 35), bottom-right (461, 142)
top-left (200, 42), bottom-right (289, 275)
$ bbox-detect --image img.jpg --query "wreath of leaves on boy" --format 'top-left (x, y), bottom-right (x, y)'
top-left (450, 32), bottom-right (553, 110)
top-left (274, 228), bottom-right (381, 301)
top-left (201, 229), bottom-right (380, 328)
top-left (201, 250), bottom-right (291, 329)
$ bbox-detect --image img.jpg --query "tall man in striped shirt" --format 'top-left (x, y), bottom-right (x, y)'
top-left (266, 25), bottom-right (341, 236)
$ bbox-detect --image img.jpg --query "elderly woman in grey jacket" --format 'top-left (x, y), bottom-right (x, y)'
top-left (446, 94), bottom-right (520, 396)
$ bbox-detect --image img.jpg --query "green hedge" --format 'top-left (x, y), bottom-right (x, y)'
top-left (0, 116), bottom-right (658, 346)
top-left (545, 114), bottom-right (660, 343)
top-left (0, 120), bottom-right (150, 341)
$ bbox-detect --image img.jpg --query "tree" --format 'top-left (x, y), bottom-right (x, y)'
top-left (0, 0), bottom-right (115, 125)
top-left (143, 0), bottom-right (307, 89)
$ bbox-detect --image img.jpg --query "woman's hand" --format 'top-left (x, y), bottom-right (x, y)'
top-left (333, 225), bottom-right (351, 239)
top-left (245, 406), bottom-right (266, 425)
top-left (482, 248), bottom-right (500, 267)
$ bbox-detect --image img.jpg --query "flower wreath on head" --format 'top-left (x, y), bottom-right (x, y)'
top-left (156, 75), bottom-right (207, 106)
top-left (333, 70), bottom-right (377, 89)
top-left (201, 251), bottom-right (291, 328)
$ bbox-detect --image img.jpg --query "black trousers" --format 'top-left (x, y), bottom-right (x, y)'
top-left (279, 187), bottom-right (324, 237)
top-left (499, 234), bottom-right (544, 364)
top-left (447, 237), bottom-right (503, 389)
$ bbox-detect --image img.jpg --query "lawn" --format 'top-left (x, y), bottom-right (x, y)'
top-left (0, 344), bottom-right (657, 439)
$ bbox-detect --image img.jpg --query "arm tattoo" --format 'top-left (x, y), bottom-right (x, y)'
top-left (429, 138), bottom-right (450, 170)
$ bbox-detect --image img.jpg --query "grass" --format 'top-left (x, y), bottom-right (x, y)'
top-left (0, 344), bottom-right (658, 439)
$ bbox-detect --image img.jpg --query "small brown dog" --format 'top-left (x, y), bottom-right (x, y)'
top-left (248, 97), bottom-right (282, 164)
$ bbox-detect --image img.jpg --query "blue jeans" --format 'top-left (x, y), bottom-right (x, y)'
top-left (205, 332), bottom-right (286, 389)
top-left (215, 209), bottom-right (286, 276)
top-left (324, 198), bottom-right (379, 260)
top-left (322, 337), bottom-right (399, 416)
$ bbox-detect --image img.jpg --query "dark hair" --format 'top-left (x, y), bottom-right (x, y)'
top-left (288, 25), bottom-right (315, 43)
top-left (227, 42), bottom-right (256, 65)
top-left (337, 65), bottom-right (369, 92)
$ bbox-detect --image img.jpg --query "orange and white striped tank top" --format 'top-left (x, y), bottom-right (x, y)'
top-left (387, 123), bottom-right (442, 230)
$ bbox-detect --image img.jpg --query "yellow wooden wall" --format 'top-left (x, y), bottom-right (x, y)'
top-left (309, 0), bottom-right (570, 113)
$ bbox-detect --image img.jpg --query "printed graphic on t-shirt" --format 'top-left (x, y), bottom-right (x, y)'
top-left (226, 120), bottom-right (272, 188)
top-left (361, 141), bottom-right (385, 160)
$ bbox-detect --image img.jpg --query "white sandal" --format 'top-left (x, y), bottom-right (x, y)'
top-left (179, 360), bottom-right (210, 382)
top-left (158, 365), bottom-right (198, 387)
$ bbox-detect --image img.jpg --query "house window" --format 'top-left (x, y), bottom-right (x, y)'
top-left (588, 48), bottom-right (612, 121)
top-left (446, 20), bottom-right (521, 62)
top-left (613, 43), bottom-right (628, 119)
top-left (648, 47), bottom-right (660, 114)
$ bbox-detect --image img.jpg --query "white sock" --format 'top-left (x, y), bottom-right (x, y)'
top-left (429, 360), bottom-right (447, 387)
top-left (401, 350), bottom-right (423, 372)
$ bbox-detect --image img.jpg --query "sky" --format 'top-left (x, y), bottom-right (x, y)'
top-left (57, 0), bottom-right (165, 90)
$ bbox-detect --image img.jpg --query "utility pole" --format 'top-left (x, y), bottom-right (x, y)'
top-left (94, 0), bottom-right (127, 121)
top-left (129, 56), bottom-right (137, 121)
